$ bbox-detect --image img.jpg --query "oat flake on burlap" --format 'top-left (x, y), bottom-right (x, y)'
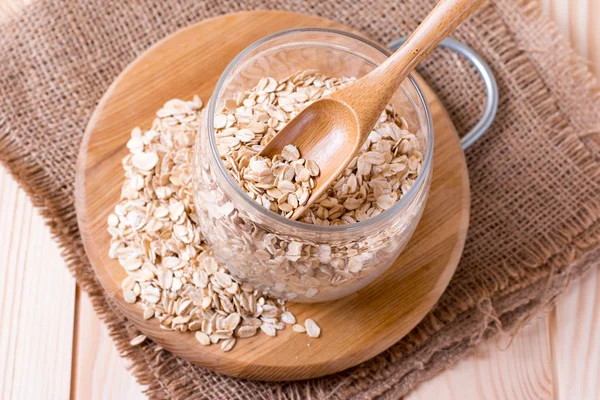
top-left (1, 0), bottom-right (599, 398)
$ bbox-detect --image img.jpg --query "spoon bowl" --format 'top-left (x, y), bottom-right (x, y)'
top-left (260, 98), bottom-right (360, 219)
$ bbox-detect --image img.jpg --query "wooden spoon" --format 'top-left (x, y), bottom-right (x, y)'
top-left (260, 0), bottom-right (483, 220)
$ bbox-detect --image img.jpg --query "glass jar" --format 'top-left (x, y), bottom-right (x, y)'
top-left (193, 28), bottom-right (433, 303)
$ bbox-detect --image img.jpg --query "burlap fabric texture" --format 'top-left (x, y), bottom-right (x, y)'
top-left (1, 0), bottom-right (599, 398)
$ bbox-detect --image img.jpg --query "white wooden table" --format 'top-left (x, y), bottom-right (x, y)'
top-left (1, 1), bottom-right (598, 398)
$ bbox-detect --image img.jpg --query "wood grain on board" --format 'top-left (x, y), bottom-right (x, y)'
top-left (0, 0), bottom-right (598, 397)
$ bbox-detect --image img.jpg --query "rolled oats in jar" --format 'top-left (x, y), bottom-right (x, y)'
top-left (193, 29), bottom-right (433, 302)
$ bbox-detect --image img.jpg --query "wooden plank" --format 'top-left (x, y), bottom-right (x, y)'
top-left (0, 0), bottom-right (147, 396)
top-left (585, 0), bottom-right (600, 78)
top-left (0, 166), bottom-right (76, 399)
top-left (405, 316), bottom-right (554, 400)
top-left (0, 0), bottom-right (26, 21)
top-left (73, 291), bottom-right (147, 400)
top-left (550, 266), bottom-right (600, 400)
top-left (538, 0), bottom-right (599, 76)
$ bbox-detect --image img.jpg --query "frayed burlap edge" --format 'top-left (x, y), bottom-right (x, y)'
top-left (0, 0), bottom-right (599, 398)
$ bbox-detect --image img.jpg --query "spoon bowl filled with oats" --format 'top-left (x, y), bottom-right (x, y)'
top-left (193, 28), bottom-right (433, 302)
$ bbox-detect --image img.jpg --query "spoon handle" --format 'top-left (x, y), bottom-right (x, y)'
top-left (379, 0), bottom-right (485, 89)
top-left (328, 0), bottom-right (484, 142)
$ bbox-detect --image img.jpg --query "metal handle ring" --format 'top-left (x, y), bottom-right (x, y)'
top-left (388, 37), bottom-right (499, 150)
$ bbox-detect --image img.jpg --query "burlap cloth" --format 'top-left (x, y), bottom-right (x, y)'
top-left (1, 0), bottom-right (599, 398)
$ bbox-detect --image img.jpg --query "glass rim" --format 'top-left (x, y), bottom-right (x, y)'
top-left (206, 27), bottom-right (434, 233)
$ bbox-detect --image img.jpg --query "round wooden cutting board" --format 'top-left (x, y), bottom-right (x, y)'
top-left (75, 11), bottom-right (470, 381)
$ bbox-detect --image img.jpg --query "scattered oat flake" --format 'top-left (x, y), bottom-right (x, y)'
top-left (236, 326), bottom-right (258, 338)
top-left (130, 334), bottom-right (147, 346)
top-left (132, 152), bottom-right (158, 171)
top-left (195, 332), bottom-right (211, 346)
top-left (305, 319), bottom-right (321, 338)
top-left (281, 311), bottom-right (296, 324)
top-left (292, 324), bottom-right (306, 333)
top-left (221, 338), bottom-right (236, 352)
top-left (260, 324), bottom-right (277, 337)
